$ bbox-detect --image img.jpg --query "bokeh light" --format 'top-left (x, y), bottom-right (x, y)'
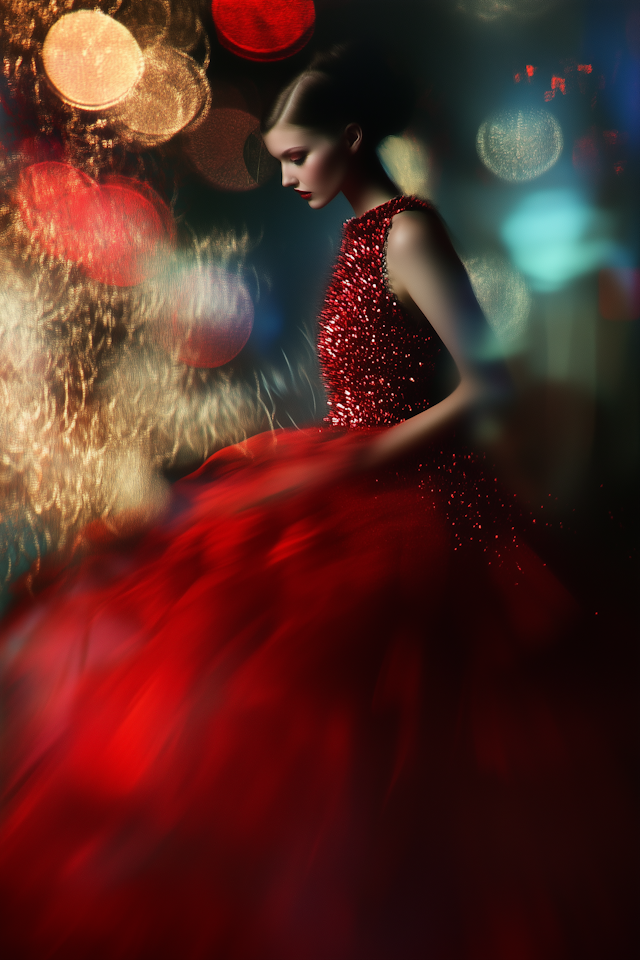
top-left (112, 46), bottom-right (210, 147)
top-left (117, 0), bottom-right (171, 49)
top-left (15, 161), bottom-right (93, 261)
top-left (465, 255), bottom-right (532, 347)
top-left (501, 189), bottom-right (616, 291)
top-left (166, 265), bottom-right (255, 368)
top-left (103, 175), bottom-right (177, 244)
top-left (476, 108), bottom-right (563, 182)
top-left (211, 0), bottom-right (315, 62)
top-left (164, 0), bottom-right (205, 52)
top-left (185, 84), bottom-right (278, 191)
top-left (378, 134), bottom-right (433, 198)
top-left (43, 10), bottom-right (143, 110)
top-left (15, 163), bottom-right (175, 287)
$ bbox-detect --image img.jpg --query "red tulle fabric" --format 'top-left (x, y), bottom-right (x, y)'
top-left (0, 431), bottom-right (630, 960)
top-left (0, 198), bottom-right (635, 959)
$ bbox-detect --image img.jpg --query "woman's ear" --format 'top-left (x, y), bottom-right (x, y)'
top-left (344, 123), bottom-right (363, 154)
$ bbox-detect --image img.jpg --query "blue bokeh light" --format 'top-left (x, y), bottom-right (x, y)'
top-left (500, 189), bottom-right (617, 291)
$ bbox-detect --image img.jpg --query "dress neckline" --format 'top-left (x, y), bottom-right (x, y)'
top-left (346, 195), bottom-right (426, 226)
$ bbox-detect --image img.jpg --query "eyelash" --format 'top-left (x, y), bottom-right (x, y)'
top-left (290, 155), bottom-right (306, 166)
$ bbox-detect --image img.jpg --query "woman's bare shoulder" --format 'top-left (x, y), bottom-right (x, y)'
top-left (386, 205), bottom-right (459, 269)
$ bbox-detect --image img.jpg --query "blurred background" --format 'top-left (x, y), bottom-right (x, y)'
top-left (177, 0), bottom-right (639, 624)
top-left (0, 0), bottom-right (638, 632)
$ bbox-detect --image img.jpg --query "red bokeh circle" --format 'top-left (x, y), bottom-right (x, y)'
top-left (211, 0), bottom-right (315, 62)
top-left (70, 185), bottom-right (167, 286)
top-left (177, 312), bottom-right (254, 367)
top-left (15, 162), bottom-right (175, 287)
top-left (171, 268), bottom-right (254, 368)
top-left (176, 303), bottom-right (254, 368)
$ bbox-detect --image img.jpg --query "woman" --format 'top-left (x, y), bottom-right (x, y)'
top-left (259, 49), bottom-right (515, 533)
top-left (264, 49), bottom-right (493, 461)
top-left (0, 48), bottom-right (627, 960)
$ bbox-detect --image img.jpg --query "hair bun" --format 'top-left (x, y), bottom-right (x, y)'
top-left (263, 41), bottom-right (416, 147)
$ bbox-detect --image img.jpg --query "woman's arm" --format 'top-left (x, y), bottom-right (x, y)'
top-left (362, 208), bottom-right (509, 469)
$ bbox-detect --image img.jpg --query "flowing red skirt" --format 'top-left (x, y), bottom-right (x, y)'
top-left (0, 430), bottom-right (634, 959)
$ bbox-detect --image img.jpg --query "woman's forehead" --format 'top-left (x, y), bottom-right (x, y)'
top-left (263, 122), bottom-right (327, 156)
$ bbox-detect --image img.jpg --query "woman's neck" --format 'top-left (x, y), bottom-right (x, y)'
top-left (341, 153), bottom-right (401, 217)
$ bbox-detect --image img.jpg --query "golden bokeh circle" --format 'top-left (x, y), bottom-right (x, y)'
top-left (42, 10), bottom-right (143, 110)
top-left (112, 46), bottom-right (210, 147)
top-left (117, 0), bottom-right (171, 50)
top-left (476, 108), bottom-right (563, 182)
top-left (465, 255), bottom-right (532, 345)
top-left (185, 106), bottom-right (278, 192)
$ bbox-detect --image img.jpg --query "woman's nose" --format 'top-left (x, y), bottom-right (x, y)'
top-left (281, 166), bottom-right (298, 188)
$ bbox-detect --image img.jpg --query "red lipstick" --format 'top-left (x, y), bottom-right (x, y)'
top-left (296, 191), bottom-right (312, 199)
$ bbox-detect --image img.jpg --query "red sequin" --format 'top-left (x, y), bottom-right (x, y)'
top-left (318, 196), bottom-right (440, 427)
top-left (317, 196), bottom-right (524, 561)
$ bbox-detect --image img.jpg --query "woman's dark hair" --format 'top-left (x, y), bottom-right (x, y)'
top-left (262, 44), bottom-right (416, 149)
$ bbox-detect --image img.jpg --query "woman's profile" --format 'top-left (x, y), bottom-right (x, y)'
top-left (0, 43), bottom-right (625, 960)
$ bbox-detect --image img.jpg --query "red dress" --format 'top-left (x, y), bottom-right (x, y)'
top-left (0, 199), bottom-right (632, 960)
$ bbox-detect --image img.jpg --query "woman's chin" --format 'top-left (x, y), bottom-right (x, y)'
top-left (308, 193), bottom-right (336, 210)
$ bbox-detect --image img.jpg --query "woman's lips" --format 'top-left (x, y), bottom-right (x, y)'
top-left (296, 191), bottom-right (312, 199)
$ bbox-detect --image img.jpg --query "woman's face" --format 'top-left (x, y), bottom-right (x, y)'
top-left (263, 121), bottom-right (352, 209)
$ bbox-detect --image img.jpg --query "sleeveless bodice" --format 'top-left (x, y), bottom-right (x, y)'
top-left (317, 195), bottom-right (442, 428)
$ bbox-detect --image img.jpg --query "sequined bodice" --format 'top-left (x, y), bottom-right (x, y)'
top-left (317, 196), bottom-right (442, 428)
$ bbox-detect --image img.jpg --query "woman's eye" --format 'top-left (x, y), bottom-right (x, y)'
top-left (291, 155), bottom-right (306, 166)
